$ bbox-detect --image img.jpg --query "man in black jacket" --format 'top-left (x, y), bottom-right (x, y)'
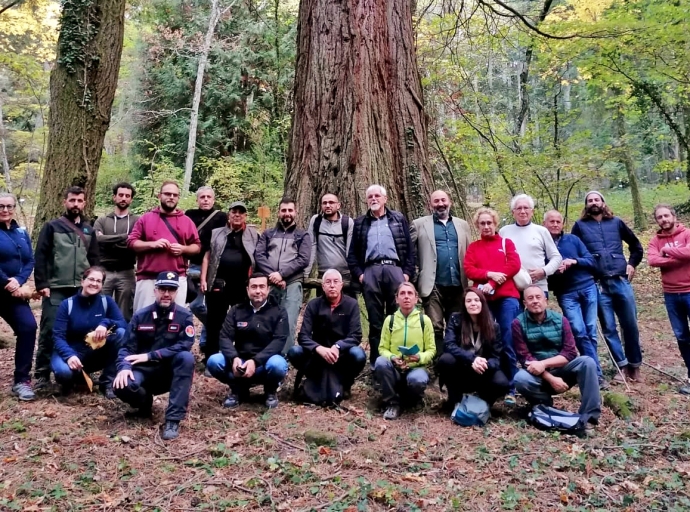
top-left (207, 273), bottom-right (289, 410)
top-left (34, 186), bottom-right (99, 388)
top-left (287, 269), bottom-right (366, 403)
top-left (347, 184), bottom-right (415, 365)
top-left (113, 272), bottom-right (195, 441)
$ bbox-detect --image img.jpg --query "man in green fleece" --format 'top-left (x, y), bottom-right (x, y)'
top-left (374, 282), bottom-right (435, 420)
top-left (34, 186), bottom-right (100, 389)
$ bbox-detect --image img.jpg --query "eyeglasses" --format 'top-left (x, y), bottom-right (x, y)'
top-left (161, 192), bottom-right (180, 198)
top-left (0, 204), bottom-right (15, 211)
top-left (322, 201), bottom-right (338, 205)
top-left (157, 287), bottom-right (176, 294)
top-left (84, 277), bottom-right (103, 284)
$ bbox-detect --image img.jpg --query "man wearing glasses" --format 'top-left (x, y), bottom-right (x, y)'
top-left (34, 186), bottom-right (100, 390)
top-left (128, 181), bottom-right (200, 311)
top-left (113, 271), bottom-right (196, 441)
top-left (305, 193), bottom-right (356, 298)
top-left (287, 269), bottom-right (366, 403)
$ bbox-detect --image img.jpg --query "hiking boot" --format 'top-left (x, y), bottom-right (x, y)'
top-left (383, 405), bottom-right (401, 420)
top-left (203, 368), bottom-right (212, 378)
top-left (626, 366), bottom-right (642, 382)
top-left (161, 420), bottom-right (180, 441)
top-left (265, 394), bottom-right (279, 409)
top-left (598, 377), bottom-right (610, 390)
top-left (101, 386), bottom-right (116, 400)
top-left (223, 394), bottom-right (240, 409)
top-left (33, 375), bottom-right (50, 391)
top-left (125, 395), bottom-right (153, 418)
top-left (11, 382), bottom-right (36, 401)
top-left (584, 422), bottom-right (597, 437)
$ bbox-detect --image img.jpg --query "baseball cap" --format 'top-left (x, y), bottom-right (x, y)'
top-left (229, 201), bottom-right (247, 212)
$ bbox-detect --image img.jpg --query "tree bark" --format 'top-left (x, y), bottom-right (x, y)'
top-left (0, 98), bottom-right (11, 192)
top-left (285, 0), bottom-right (433, 225)
top-left (33, 0), bottom-right (125, 238)
top-left (182, 0), bottom-right (224, 194)
top-left (614, 103), bottom-right (645, 231)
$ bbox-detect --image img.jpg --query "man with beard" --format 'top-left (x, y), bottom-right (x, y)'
top-left (411, 190), bottom-right (470, 355)
top-left (94, 183), bottom-right (139, 321)
top-left (255, 197), bottom-right (311, 352)
top-left (648, 204), bottom-right (690, 394)
top-left (572, 191), bottom-right (644, 382)
top-left (348, 185), bottom-right (415, 366)
top-left (128, 181), bottom-right (200, 311)
top-left (34, 186), bottom-right (100, 389)
top-left (305, 193), bottom-right (356, 297)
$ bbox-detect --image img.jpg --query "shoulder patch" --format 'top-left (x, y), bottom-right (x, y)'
top-left (185, 325), bottom-right (195, 337)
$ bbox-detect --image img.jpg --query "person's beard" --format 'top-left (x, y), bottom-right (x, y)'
top-left (65, 207), bottom-right (81, 220)
top-left (586, 204), bottom-right (602, 216)
top-left (160, 201), bottom-right (176, 213)
top-left (280, 215), bottom-right (294, 227)
top-left (434, 206), bottom-right (449, 219)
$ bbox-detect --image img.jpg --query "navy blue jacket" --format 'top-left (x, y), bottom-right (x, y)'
top-left (444, 316), bottom-right (502, 371)
top-left (0, 220), bottom-right (34, 288)
top-left (571, 216), bottom-right (643, 278)
top-left (347, 208), bottom-right (415, 280)
top-left (53, 292), bottom-right (127, 360)
top-left (547, 233), bottom-right (596, 296)
top-left (118, 303), bottom-right (195, 372)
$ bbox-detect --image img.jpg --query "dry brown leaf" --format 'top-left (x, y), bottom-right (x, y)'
top-left (318, 446), bottom-right (331, 456)
top-left (82, 371), bottom-right (93, 392)
top-left (4, 457), bottom-right (16, 463)
top-left (84, 331), bottom-right (108, 350)
top-left (43, 409), bottom-right (57, 419)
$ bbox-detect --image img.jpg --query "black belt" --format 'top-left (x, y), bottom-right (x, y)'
top-left (368, 259), bottom-right (399, 266)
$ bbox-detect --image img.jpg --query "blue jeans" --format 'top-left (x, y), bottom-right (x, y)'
top-left (664, 292), bottom-right (690, 378)
top-left (374, 356), bottom-right (429, 406)
top-left (488, 297), bottom-right (521, 386)
top-left (269, 282), bottom-right (303, 353)
top-left (514, 356), bottom-right (601, 425)
top-left (598, 277), bottom-right (642, 368)
top-left (0, 293), bottom-right (37, 384)
top-left (206, 353), bottom-right (288, 395)
top-left (188, 264), bottom-right (207, 347)
top-left (51, 328), bottom-right (125, 388)
top-left (558, 283), bottom-right (602, 377)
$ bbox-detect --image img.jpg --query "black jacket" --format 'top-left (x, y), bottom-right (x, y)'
top-left (298, 295), bottom-right (362, 352)
top-left (347, 208), bottom-right (415, 280)
top-left (117, 303), bottom-right (195, 372)
top-left (219, 295), bottom-right (288, 367)
top-left (443, 315), bottom-right (502, 371)
top-left (184, 208), bottom-right (228, 265)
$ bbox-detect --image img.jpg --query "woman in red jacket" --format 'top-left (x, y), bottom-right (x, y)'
top-left (463, 207), bottom-right (522, 403)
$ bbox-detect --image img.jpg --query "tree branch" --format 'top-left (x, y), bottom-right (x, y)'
top-left (0, 0), bottom-right (22, 16)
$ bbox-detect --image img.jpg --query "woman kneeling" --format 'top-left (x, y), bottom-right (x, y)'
top-left (437, 288), bottom-right (510, 406)
top-left (51, 266), bottom-right (127, 397)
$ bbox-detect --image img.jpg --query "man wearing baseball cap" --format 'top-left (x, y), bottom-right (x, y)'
top-left (571, 191), bottom-right (644, 383)
top-left (113, 271), bottom-right (196, 440)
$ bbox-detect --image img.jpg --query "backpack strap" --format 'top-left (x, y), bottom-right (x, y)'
top-left (313, 215), bottom-right (322, 244)
top-left (67, 297), bottom-right (73, 316)
top-left (102, 296), bottom-right (108, 316)
top-left (420, 312), bottom-right (425, 333)
top-left (341, 214), bottom-right (350, 243)
top-left (388, 314), bottom-right (395, 333)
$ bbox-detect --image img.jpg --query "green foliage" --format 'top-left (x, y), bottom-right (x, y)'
top-left (130, 156), bottom-right (195, 213)
top-left (57, 0), bottom-right (98, 75)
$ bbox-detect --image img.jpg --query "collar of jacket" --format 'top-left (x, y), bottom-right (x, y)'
top-left (656, 223), bottom-right (685, 238)
top-left (432, 213), bottom-right (453, 222)
top-left (275, 221), bottom-right (297, 232)
top-left (367, 207), bottom-right (390, 219)
top-left (0, 219), bottom-right (20, 231)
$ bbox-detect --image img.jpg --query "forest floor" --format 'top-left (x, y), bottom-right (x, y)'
top-left (1, 229), bottom-right (690, 511)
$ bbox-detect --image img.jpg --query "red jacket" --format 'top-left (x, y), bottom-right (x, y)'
top-left (648, 223), bottom-right (690, 293)
top-left (463, 234), bottom-right (521, 300)
top-left (127, 207), bottom-right (200, 280)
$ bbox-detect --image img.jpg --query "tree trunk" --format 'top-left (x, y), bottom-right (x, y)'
top-left (285, 0), bottom-right (433, 225)
top-left (33, 0), bottom-right (125, 239)
top-left (614, 104), bottom-right (645, 231)
top-left (0, 98), bottom-right (11, 192)
top-left (182, 0), bottom-right (223, 193)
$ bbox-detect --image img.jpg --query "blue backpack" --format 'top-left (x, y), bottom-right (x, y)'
top-left (451, 394), bottom-right (490, 426)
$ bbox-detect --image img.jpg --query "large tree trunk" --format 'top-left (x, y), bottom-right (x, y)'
top-left (614, 103), bottom-right (645, 231)
top-left (285, 0), bottom-right (433, 225)
top-left (33, 0), bottom-right (125, 238)
top-left (0, 98), bottom-right (11, 192)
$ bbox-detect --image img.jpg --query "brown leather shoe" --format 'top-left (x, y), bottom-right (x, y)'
top-left (626, 366), bottom-right (642, 382)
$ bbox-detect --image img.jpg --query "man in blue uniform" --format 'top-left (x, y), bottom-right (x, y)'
top-left (113, 271), bottom-right (195, 441)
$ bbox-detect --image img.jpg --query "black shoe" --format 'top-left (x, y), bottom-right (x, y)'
top-left (265, 394), bottom-right (279, 409)
top-left (223, 394), bottom-right (240, 409)
top-left (161, 420), bottom-right (180, 440)
top-left (125, 395), bottom-right (153, 418)
top-left (33, 376), bottom-right (51, 391)
top-left (342, 387), bottom-right (352, 400)
top-left (101, 386), bottom-right (116, 400)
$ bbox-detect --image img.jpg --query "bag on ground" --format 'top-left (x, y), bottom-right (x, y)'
top-left (451, 394), bottom-right (490, 426)
top-left (528, 404), bottom-right (585, 435)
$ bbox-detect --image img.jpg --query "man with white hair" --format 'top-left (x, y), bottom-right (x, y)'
top-left (347, 185), bottom-right (415, 366)
top-left (287, 269), bottom-right (366, 403)
top-left (499, 194), bottom-right (562, 295)
top-left (184, 186), bottom-right (228, 348)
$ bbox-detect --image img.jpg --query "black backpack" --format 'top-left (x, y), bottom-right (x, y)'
top-left (313, 214), bottom-right (350, 245)
top-left (528, 405), bottom-right (586, 436)
top-left (300, 365), bottom-right (343, 406)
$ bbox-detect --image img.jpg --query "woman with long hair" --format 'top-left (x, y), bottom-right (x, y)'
top-left (0, 193), bottom-right (37, 401)
top-left (436, 288), bottom-right (509, 406)
top-left (51, 266), bottom-right (127, 397)
top-left (463, 207), bottom-right (521, 404)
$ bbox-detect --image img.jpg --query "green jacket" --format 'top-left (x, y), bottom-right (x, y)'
top-left (34, 215), bottom-right (99, 290)
top-left (379, 308), bottom-right (435, 368)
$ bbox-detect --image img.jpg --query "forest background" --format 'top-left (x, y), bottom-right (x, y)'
top-left (1, 0), bottom-right (689, 229)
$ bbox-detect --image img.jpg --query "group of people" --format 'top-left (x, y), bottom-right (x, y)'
top-left (0, 180), bottom-right (687, 441)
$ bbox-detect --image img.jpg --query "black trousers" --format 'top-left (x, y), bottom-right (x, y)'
top-left (204, 286), bottom-right (246, 360)
top-left (436, 352), bottom-right (510, 405)
top-left (114, 352), bottom-right (194, 421)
